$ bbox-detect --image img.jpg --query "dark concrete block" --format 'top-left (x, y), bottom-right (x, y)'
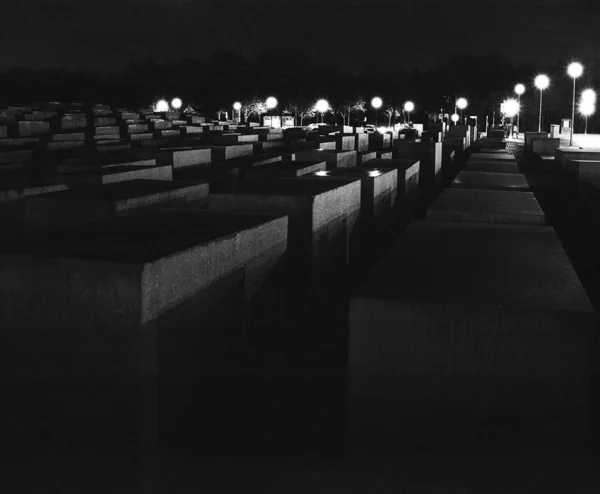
top-left (348, 220), bottom-right (596, 451)
top-left (210, 180), bottom-right (359, 304)
top-left (375, 150), bottom-right (393, 159)
top-left (362, 158), bottom-right (419, 205)
top-left (61, 115), bottom-right (88, 131)
top-left (245, 160), bottom-right (327, 185)
top-left (428, 189), bottom-right (546, 225)
top-left (369, 134), bottom-right (391, 150)
top-left (451, 171), bottom-right (530, 191)
top-left (25, 179), bottom-right (210, 230)
top-left (473, 153), bottom-right (516, 161)
top-left (358, 151), bottom-right (377, 164)
top-left (1, 209), bottom-right (288, 459)
top-left (63, 165), bottom-right (173, 187)
top-left (295, 150), bottom-right (357, 170)
top-left (156, 146), bottom-right (212, 169)
top-left (524, 132), bottom-right (549, 153)
top-left (210, 144), bottom-right (254, 162)
top-left (19, 121), bottom-right (50, 137)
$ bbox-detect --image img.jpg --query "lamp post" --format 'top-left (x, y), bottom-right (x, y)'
top-left (514, 84), bottom-right (525, 137)
top-left (567, 62), bottom-right (584, 146)
top-left (502, 99), bottom-right (520, 139)
top-left (456, 98), bottom-right (467, 125)
top-left (314, 99), bottom-right (329, 123)
top-left (451, 113), bottom-right (459, 125)
top-left (534, 74), bottom-right (550, 132)
top-left (371, 97), bottom-right (383, 126)
top-left (265, 96), bottom-right (278, 127)
top-left (579, 89), bottom-right (596, 134)
top-left (233, 101), bottom-right (242, 124)
top-left (404, 101), bottom-right (414, 125)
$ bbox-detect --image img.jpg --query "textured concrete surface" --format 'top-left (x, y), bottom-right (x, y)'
top-left (464, 160), bottom-right (520, 173)
top-left (2, 209), bottom-right (289, 471)
top-left (63, 164), bottom-right (173, 186)
top-left (428, 189), bottom-right (545, 225)
top-left (349, 220), bottom-right (596, 453)
top-left (362, 158), bottom-right (419, 204)
top-left (451, 171), bottom-right (530, 191)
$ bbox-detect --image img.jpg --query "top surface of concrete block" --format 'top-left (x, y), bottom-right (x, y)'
top-left (451, 171), bottom-right (530, 191)
top-left (428, 189), bottom-right (545, 225)
top-left (6, 210), bottom-right (286, 264)
top-left (354, 220), bottom-right (594, 314)
top-left (238, 178), bottom-right (356, 197)
top-left (36, 179), bottom-right (205, 202)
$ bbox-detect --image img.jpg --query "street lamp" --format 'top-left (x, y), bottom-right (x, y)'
top-left (514, 84), bottom-right (525, 136)
top-left (567, 62), bottom-right (584, 146)
top-left (579, 89), bottom-right (596, 134)
top-left (314, 99), bottom-right (330, 123)
top-left (534, 74), bottom-right (550, 132)
top-left (233, 101), bottom-right (242, 124)
top-left (451, 113), bottom-right (459, 124)
top-left (404, 101), bottom-right (414, 125)
top-left (503, 99), bottom-right (520, 138)
top-left (154, 99), bottom-right (169, 112)
top-left (371, 97), bottom-right (383, 126)
top-left (456, 97), bottom-right (467, 124)
top-left (171, 97), bottom-right (183, 110)
top-left (266, 96), bottom-right (278, 110)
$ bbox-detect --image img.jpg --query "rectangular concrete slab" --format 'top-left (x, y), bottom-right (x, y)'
top-left (24, 179), bottom-right (210, 230)
top-left (2, 209), bottom-right (288, 460)
top-left (473, 153), bottom-right (516, 161)
top-left (362, 158), bottom-right (419, 205)
top-left (427, 188), bottom-right (546, 225)
top-left (348, 220), bottom-right (596, 450)
top-left (63, 164), bottom-right (173, 186)
top-left (451, 171), bottom-right (530, 191)
top-left (464, 160), bottom-right (520, 173)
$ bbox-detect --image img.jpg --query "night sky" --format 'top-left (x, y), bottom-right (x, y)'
top-left (3, 0), bottom-right (599, 74)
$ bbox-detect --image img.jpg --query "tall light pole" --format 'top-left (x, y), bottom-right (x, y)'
top-left (404, 101), bottom-right (414, 125)
top-left (534, 74), bottom-right (550, 132)
top-left (503, 99), bottom-right (520, 138)
top-left (567, 62), bottom-right (584, 146)
top-left (371, 97), bottom-right (383, 126)
top-left (233, 101), bottom-right (242, 124)
top-left (314, 99), bottom-right (329, 123)
top-left (514, 84), bottom-right (525, 137)
top-left (580, 89), bottom-right (596, 134)
top-left (456, 98), bottom-right (467, 125)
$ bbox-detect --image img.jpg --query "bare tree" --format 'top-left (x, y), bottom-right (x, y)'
top-left (216, 108), bottom-right (228, 121)
top-left (337, 99), bottom-right (366, 126)
top-left (384, 104), bottom-right (401, 127)
top-left (241, 97), bottom-right (267, 122)
top-left (287, 101), bottom-right (315, 126)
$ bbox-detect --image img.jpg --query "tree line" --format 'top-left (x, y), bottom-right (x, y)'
top-left (0, 51), bottom-right (597, 132)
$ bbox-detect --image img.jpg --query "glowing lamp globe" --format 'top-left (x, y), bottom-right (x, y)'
top-left (266, 97), bottom-right (278, 110)
top-left (315, 99), bottom-right (329, 113)
top-left (534, 75), bottom-right (550, 90)
top-left (233, 101), bottom-right (242, 111)
top-left (371, 97), bottom-right (383, 109)
top-left (451, 113), bottom-right (459, 123)
top-left (568, 62), bottom-right (584, 79)
top-left (456, 98), bottom-right (468, 110)
top-left (503, 98), bottom-right (520, 118)
top-left (579, 100), bottom-right (595, 117)
top-left (582, 89), bottom-right (597, 104)
top-left (155, 99), bottom-right (169, 112)
top-left (315, 171), bottom-right (329, 176)
top-left (171, 98), bottom-right (182, 110)
top-left (515, 84), bottom-right (525, 96)
top-left (404, 101), bottom-right (414, 112)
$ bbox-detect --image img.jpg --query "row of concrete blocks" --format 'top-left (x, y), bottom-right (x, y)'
top-left (1, 142), bottom-right (444, 456)
top-left (347, 139), bottom-right (597, 454)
